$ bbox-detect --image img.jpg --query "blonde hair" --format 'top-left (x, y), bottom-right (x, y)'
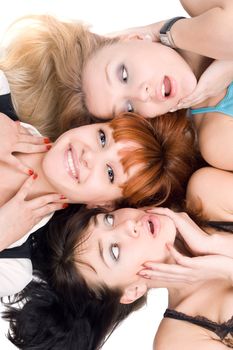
top-left (0, 15), bottom-right (119, 139)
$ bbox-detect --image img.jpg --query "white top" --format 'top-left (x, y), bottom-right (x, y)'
top-left (0, 70), bottom-right (53, 297)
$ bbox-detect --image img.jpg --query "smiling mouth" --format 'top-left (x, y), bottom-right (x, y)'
top-left (66, 145), bottom-right (79, 181)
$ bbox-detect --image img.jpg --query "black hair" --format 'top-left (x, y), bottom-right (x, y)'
top-left (3, 205), bottom-right (146, 350)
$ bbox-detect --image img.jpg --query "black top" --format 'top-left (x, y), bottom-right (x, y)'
top-left (0, 93), bottom-right (18, 121)
top-left (164, 309), bottom-right (233, 348)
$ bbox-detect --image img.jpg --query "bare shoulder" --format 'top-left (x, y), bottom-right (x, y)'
top-left (186, 166), bottom-right (233, 221)
top-left (180, 0), bottom-right (233, 17)
top-left (197, 113), bottom-right (233, 170)
top-left (153, 317), bottom-right (227, 350)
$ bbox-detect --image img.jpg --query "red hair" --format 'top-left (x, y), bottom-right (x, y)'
top-left (110, 111), bottom-right (197, 207)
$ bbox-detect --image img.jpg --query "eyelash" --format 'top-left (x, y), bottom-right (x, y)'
top-left (120, 65), bottom-right (134, 113)
top-left (98, 130), bottom-right (115, 184)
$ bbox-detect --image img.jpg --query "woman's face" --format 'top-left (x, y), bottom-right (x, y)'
top-left (42, 123), bottom-right (138, 205)
top-left (78, 208), bottom-right (176, 293)
top-left (83, 39), bottom-right (197, 119)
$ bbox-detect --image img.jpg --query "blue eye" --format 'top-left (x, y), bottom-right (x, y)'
top-left (121, 65), bottom-right (128, 83)
top-left (104, 213), bottom-right (114, 226)
top-left (107, 165), bottom-right (114, 183)
top-left (99, 129), bottom-right (106, 147)
top-left (111, 243), bottom-right (120, 261)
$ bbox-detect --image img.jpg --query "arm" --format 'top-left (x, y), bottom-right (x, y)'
top-left (109, 0), bottom-right (233, 60)
top-left (139, 206), bottom-right (233, 286)
top-left (177, 59), bottom-right (233, 109)
top-left (0, 175), bottom-right (66, 252)
top-left (172, 0), bottom-right (233, 60)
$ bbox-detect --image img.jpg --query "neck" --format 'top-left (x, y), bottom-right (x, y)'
top-left (178, 48), bottom-right (213, 81)
top-left (0, 152), bottom-right (57, 205)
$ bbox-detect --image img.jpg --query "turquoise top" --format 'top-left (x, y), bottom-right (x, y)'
top-left (190, 81), bottom-right (233, 117)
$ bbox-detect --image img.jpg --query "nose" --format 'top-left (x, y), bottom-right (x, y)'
top-left (81, 146), bottom-right (94, 169)
top-left (124, 219), bottom-right (142, 238)
top-left (137, 82), bottom-right (151, 102)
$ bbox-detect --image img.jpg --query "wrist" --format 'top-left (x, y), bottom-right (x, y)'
top-left (159, 17), bottom-right (186, 48)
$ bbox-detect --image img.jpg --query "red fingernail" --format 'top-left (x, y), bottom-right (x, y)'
top-left (44, 137), bottom-right (51, 144)
top-left (46, 145), bottom-right (52, 150)
top-left (33, 173), bottom-right (38, 180)
top-left (60, 195), bottom-right (67, 199)
top-left (28, 169), bottom-right (34, 176)
top-left (62, 203), bottom-right (69, 209)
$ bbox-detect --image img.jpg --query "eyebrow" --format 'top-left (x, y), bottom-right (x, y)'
top-left (98, 239), bottom-right (110, 269)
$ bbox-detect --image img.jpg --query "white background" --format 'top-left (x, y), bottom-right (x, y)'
top-left (0, 1), bottom-right (186, 349)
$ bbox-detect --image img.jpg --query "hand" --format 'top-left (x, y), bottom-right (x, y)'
top-left (106, 20), bottom-right (166, 42)
top-left (0, 175), bottom-right (68, 251)
top-left (146, 207), bottom-right (214, 256)
top-left (176, 60), bottom-right (233, 109)
top-left (139, 244), bottom-right (233, 286)
top-left (0, 113), bottom-right (51, 174)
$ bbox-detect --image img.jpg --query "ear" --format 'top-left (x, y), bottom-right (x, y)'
top-left (86, 200), bottom-right (116, 210)
top-left (120, 282), bottom-right (147, 304)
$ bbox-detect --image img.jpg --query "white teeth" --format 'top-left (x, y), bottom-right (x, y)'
top-left (161, 83), bottom-right (165, 97)
top-left (67, 150), bottom-right (77, 178)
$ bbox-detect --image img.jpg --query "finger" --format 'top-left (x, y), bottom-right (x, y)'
top-left (16, 173), bottom-right (38, 199)
top-left (16, 123), bottom-right (33, 135)
top-left (167, 245), bottom-right (193, 268)
top-left (146, 207), bottom-right (203, 242)
top-left (7, 154), bottom-right (35, 175)
top-left (34, 202), bottom-right (68, 218)
top-left (13, 142), bottom-right (52, 154)
top-left (18, 133), bottom-right (51, 145)
top-left (28, 193), bottom-right (68, 208)
top-left (139, 269), bottom-right (194, 283)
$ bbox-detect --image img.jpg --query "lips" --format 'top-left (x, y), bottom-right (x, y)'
top-left (142, 214), bottom-right (160, 238)
top-left (157, 76), bottom-right (177, 101)
top-left (65, 144), bottom-right (80, 181)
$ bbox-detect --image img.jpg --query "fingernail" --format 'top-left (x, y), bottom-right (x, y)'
top-left (60, 195), bottom-right (67, 199)
top-left (46, 145), bottom-right (52, 150)
top-left (28, 169), bottom-right (34, 176)
top-left (33, 173), bottom-right (38, 180)
top-left (169, 108), bottom-right (177, 112)
top-left (138, 271), bottom-right (151, 279)
top-left (142, 264), bottom-right (153, 270)
top-left (44, 137), bottom-right (51, 144)
top-left (62, 203), bottom-right (69, 209)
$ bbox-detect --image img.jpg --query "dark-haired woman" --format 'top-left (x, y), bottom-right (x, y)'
top-left (3, 203), bottom-right (233, 349)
